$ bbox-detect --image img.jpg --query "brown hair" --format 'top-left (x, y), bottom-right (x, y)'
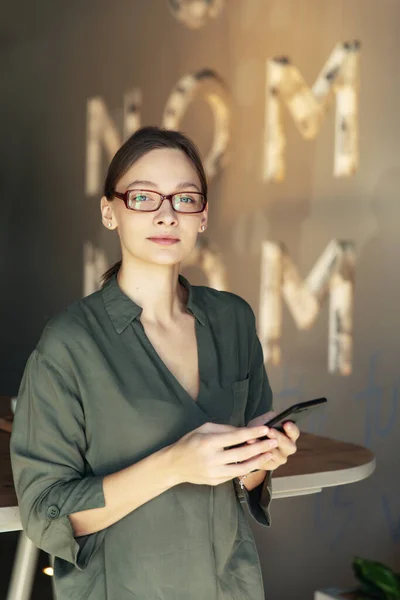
top-left (101, 126), bottom-right (207, 286)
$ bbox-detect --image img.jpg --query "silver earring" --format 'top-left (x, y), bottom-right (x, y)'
top-left (201, 225), bottom-right (206, 232)
top-left (108, 222), bottom-right (112, 228)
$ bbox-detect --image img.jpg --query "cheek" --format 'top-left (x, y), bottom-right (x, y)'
top-left (179, 223), bottom-right (201, 252)
top-left (116, 216), bottom-right (146, 250)
top-left (181, 217), bottom-right (202, 238)
top-left (115, 207), bottom-right (144, 230)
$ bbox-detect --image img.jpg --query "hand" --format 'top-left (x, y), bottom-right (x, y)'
top-left (244, 411), bottom-right (299, 473)
top-left (168, 422), bottom-right (279, 487)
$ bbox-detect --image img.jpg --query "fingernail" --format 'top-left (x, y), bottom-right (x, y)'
top-left (261, 426), bottom-right (269, 434)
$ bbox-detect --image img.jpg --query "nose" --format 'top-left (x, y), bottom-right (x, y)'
top-left (153, 197), bottom-right (178, 226)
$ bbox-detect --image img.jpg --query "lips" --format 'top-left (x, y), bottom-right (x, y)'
top-left (147, 236), bottom-right (180, 245)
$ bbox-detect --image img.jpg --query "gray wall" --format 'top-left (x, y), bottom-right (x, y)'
top-left (1, 1), bottom-right (399, 598)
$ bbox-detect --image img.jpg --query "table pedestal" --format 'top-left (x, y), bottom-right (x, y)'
top-left (6, 533), bottom-right (39, 600)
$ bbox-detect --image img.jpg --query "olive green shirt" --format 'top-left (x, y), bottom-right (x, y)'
top-left (10, 274), bottom-right (273, 600)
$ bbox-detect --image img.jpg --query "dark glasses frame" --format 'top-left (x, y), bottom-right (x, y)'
top-left (114, 189), bottom-right (208, 214)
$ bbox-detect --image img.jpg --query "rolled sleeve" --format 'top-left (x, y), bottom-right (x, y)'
top-left (10, 348), bottom-right (106, 569)
top-left (235, 306), bottom-right (273, 527)
top-left (234, 472), bottom-right (272, 527)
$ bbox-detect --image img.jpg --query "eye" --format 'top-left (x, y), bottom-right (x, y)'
top-left (127, 191), bottom-right (158, 210)
top-left (177, 195), bottom-right (195, 204)
top-left (132, 194), bottom-right (150, 202)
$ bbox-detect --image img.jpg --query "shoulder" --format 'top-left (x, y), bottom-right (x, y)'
top-left (191, 284), bottom-right (256, 326)
top-left (36, 288), bottom-right (105, 357)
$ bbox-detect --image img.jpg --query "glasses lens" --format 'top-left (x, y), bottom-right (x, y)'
top-left (127, 190), bottom-right (161, 211)
top-left (173, 193), bottom-right (205, 213)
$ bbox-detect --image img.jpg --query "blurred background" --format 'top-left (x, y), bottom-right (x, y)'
top-left (1, 1), bottom-right (399, 598)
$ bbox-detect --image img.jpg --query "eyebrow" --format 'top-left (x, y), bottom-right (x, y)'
top-left (125, 180), bottom-right (201, 192)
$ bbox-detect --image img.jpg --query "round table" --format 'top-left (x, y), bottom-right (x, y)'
top-left (271, 431), bottom-right (375, 498)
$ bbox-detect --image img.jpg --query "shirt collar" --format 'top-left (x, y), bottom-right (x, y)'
top-left (102, 273), bottom-right (206, 334)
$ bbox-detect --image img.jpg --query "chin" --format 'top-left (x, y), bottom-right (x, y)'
top-left (126, 241), bottom-right (196, 267)
top-left (141, 250), bottom-right (185, 267)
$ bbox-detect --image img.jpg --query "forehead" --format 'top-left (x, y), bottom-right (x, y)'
top-left (118, 148), bottom-right (201, 191)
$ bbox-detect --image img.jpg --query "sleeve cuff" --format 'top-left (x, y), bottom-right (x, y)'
top-left (26, 475), bottom-right (106, 570)
top-left (233, 472), bottom-right (272, 527)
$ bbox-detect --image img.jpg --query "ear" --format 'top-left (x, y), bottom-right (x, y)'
top-left (100, 197), bottom-right (116, 230)
top-left (199, 204), bottom-right (208, 232)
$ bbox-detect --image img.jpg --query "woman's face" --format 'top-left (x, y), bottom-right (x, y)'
top-left (101, 148), bottom-right (208, 268)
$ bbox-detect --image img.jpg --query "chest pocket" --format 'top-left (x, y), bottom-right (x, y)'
top-left (231, 377), bottom-right (249, 427)
top-left (199, 377), bottom-right (249, 426)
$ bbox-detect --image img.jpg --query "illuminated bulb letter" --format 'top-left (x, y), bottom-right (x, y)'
top-left (264, 41), bottom-right (360, 181)
top-left (83, 241), bottom-right (108, 296)
top-left (182, 237), bottom-right (228, 291)
top-left (85, 89), bottom-right (142, 196)
top-left (162, 69), bottom-right (230, 181)
top-left (167, 0), bottom-right (226, 29)
top-left (259, 239), bottom-right (355, 375)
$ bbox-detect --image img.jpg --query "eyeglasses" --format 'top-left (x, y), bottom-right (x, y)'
top-left (114, 189), bottom-right (207, 213)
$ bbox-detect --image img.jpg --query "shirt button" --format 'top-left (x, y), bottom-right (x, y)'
top-left (47, 505), bottom-right (60, 519)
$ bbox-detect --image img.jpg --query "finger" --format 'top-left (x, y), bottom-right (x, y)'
top-left (222, 437), bottom-right (278, 465)
top-left (218, 425), bottom-right (271, 449)
top-left (270, 448), bottom-right (287, 463)
top-left (266, 428), bottom-right (297, 456)
top-left (225, 451), bottom-right (274, 478)
top-left (260, 447), bottom-right (291, 469)
top-left (282, 421), bottom-right (300, 442)
top-left (259, 450), bottom-right (284, 471)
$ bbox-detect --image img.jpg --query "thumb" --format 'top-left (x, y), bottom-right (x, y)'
top-left (246, 411), bottom-right (276, 444)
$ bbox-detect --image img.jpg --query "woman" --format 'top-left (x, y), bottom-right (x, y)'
top-left (10, 126), bottom-right (299, 600)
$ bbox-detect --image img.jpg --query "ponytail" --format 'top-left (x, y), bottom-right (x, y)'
top-left (101, 260), bottom-right (122, 287)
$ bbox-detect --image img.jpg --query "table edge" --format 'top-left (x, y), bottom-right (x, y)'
top-left (272, 457), bottom-right (376, 497)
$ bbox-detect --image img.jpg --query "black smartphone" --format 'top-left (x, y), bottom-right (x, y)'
top-left (225, 397), bottom-right (327, 450)
top-left (258, 397), bottom-right (328, 439)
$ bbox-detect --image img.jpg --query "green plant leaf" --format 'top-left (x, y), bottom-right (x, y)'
top-left (352, 557), bottom-right (400, 598)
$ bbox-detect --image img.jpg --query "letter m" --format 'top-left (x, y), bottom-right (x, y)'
top-left (258, 240), bottom-right (355, 375)
top-left (264, 41), bottom-right (360, 182)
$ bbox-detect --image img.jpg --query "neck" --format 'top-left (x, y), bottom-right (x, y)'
top-left (116, 258), bottom-right (187, 326)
